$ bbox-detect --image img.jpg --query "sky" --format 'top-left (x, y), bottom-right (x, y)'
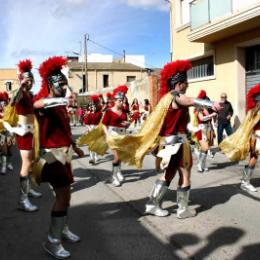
top-left (0, 0), bottom-right (170, 84)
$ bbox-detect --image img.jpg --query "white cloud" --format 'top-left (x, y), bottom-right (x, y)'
top-left (123, 0), bottom-right (169, 11)
top-left (0, 0), bottom-right (169, 70)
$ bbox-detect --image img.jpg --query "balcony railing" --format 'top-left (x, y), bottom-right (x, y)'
top-left (190, 0), bottom-right (260, 30)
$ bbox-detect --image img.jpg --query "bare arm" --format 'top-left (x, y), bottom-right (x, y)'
top-left (175, 94), bottom-right (195, 107)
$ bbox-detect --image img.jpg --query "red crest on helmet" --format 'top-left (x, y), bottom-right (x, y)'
top-left (18, 59), bottom-right (33, 80)
top-left (160, 60), bottom-right (192, 98)
top-left (34, 56), bottom-right (67, 101)
top-left (246, 83), bottom-right (260, 111)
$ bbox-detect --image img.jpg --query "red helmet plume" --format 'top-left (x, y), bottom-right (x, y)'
top-left (160, 60), bottom-right (192, 98)
top-left (246, 83), bottom-right (260, 111)
top-left (0, 91), bottom-right (9, 102)
top-left (90, 94), bottom-right (100, 103)
top-left (34, 56), bottom-right (67, 101)
top-left (197, 90), bottom-right (207, 99)
top-left (112, 85), bottom-right (128, 99)
top-left (18, 59), bottom-right (33, 80)
top-left (106, 92), bottom-right (112, 99)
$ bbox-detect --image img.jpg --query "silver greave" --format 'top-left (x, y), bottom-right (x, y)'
top-left (112, 164), bottom-right (124, 187)
top-left (49, 216), bottom-right (66, 241)
top-left (18, 177), bottom-right (38, 212)
top-left (241, 166), bottom-right (254, 182)
top-left (116, 162), bottom-right (124, 182)
top-left (7, 155), bottom-right (13, 170)
top-left (198, 151), bottom-right (207, 172)
top-left (240, 166), bottom-right (257, 192)
top-left (149, 179), bottom-right (168, 205)
top-left (1, 155), bottom-right (7, 174)
top-left (145, 179), bottom-right (169, 217)
top-left (43, 216), bottom-right (70, 259)
top-left (177, 187), bottom-right (195, 219)
top-left (28, 173), bottom-right (42, 198)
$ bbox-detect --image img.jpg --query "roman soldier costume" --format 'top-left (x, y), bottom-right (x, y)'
top-left (33, 56), bottom-right (80, 259)
top-left (3, 59), bottom-right (42, 212)
top-left (87, 94), bottom-right (102, 164)
top-left (102, 85), bottom-right (129, 186)
top-left (0, 92), bottom-right (14, 175)
top-left (103, 60), bottom-right (220, 218)
top-left (220, 83), bottom-right (260, 192)
top-left (193, 90), bottom-right (217, 172)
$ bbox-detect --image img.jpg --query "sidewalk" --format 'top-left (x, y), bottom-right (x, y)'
top-left (1, 125), bottom-right (259, 259)
top-left (74, 123), bottom-right (260, 259)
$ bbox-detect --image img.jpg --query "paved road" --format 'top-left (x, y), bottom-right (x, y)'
top-left (1, 125), bottom-right (260, 259)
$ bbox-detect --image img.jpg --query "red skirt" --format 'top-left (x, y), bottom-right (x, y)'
top-left (16, 133), bottom-right (33, 150)
top-left (41, 161), bottom-right (74, 188)
top-left (165, 143), bottom-right (193, 180)
top-left (131, 111), bottom-right (139, 121)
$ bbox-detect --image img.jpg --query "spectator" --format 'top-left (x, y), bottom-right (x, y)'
top-left (217, 92), bottom-right (233, 144)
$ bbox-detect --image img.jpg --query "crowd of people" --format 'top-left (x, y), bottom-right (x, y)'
top-left (0, 57), bottom-right (259, 259)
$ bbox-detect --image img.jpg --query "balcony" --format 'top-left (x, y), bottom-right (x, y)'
top-left (188, 0), bottom-right (260, 42)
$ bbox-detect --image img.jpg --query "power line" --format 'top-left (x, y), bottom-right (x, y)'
top-left (87, 36), bottom-right (162, 69)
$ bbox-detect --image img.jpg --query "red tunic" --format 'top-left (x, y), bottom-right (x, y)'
top-left (144, 105), bottom-right (150, 112)
top-left (90, 111), bottom-right (102, 125)
top-left (15, 92), bottom-right (34, 150)
top-left (123, 103), bottom-right (129, 113)
top-left (131, 104), bottom-right (139, 121)
top-left (35, 106), bottom-right (71, 148)
top-left (160, 103), bottom-right (192, 171)
top-left (254, 121), bottom-right (260, 130)
top-left (160, 105), bottom-right (189, 136)
top-left (102, 108), bottom-right (127, 127)
top-left (15, 92), bottom-right (34, 115)
top-left (197, 110), bottom-right (211, 124)
top-left (84, 112), bottom-right (94, 125)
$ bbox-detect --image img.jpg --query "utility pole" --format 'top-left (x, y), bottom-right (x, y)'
top-left (84, 33), bottom-right (89, 92)
top-left (123, 49), bottom-right (126, 63)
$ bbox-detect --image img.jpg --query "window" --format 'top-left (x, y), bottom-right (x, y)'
top-left (103, 74), bottom-right (109, 88)
top-left (246, 45), bottom-right (260, 72)
top-left (188, 56), bottom-right (214, 79)
top-left (180, 0), bottom-right (193, 25)
top-left (5, 81), bottom-right (12, 91)
top-left (126, 76), bottom-right (136, 82)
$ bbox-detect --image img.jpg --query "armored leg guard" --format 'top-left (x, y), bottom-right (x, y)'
top-left (28, 173), bottom-right (42, 198)
top-left (240, 166), bottom-right (257, 192)
top-left (177, 186), bottom-right (196, 219)
top-left (1, 155), bottom-right (7, 175)
top-left (43, 215), bottom-right (70, 259)
top-left (62, 216), bottom-right (80, 243)
top-left (116, 162), bottom-right (124, 182)
top-left (7, 155), bottom-right (14, 171)
top-left (145, 179), bottom-right (169, 217)
top-left (111, 162), bottom-right (121, 187)
top-left (93, 152), bottom-right (98, 164)
top-left (89, 151), bottom-right (94, 164)
top-left (208, 149), bottom-right (215, 159)
top-left (18, 177), bottom-right (38, 212)
top-left (197, 151), bottom-right (208, 172)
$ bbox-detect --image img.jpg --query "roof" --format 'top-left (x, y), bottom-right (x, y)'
top-left (68, 61), bottom-right (147, 72)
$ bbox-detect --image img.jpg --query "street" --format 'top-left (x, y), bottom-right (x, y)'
top-left (1, 125), bottom-right (260, 260)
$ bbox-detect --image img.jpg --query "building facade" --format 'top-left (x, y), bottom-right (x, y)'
top-left (0, 68), bottom-right (19, 94)
top-left (67, 60), bottom-right (148, 94)
top-left (170, 0), bottom-right (260, 124)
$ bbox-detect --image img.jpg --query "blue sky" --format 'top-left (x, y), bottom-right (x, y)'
top-left (0, 0), bottom-right (170, 76)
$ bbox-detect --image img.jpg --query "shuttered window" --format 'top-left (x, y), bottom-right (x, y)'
top-left (188, 56), bottom-right (214, 79)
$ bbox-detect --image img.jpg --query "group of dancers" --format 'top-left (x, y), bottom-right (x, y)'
top-left (0, 57), bottom-right (259, 259)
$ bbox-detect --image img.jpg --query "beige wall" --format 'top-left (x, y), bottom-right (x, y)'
top-left (69, 70), bottom-right (147, 94)
top-left (0, 69), bottom-right (19, 93)
top-left (171, 0), bottom-right (260, 125)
